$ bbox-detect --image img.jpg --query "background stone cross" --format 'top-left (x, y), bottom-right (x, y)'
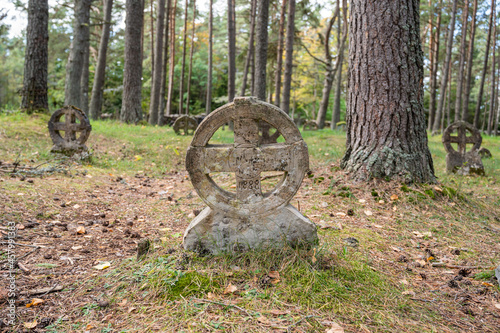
top-left (48, 105), bottom-right (92, 152)
top-left (442, 121), bottom-right (482, 155)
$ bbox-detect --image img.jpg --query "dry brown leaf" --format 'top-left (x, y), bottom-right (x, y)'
top-left (73, 204), bottom-right (81, 209)
top-left (269, 271), bottom-right (280, 279)
top-left (127, 307), bottom-right (136, 313)
top-left (257, 316), bottom-right (271, 325)
top-left (434, 186), bottom-right (443, 193)
top-left (76, 226), bottom-right (86, 234)
top-left (268, 309), bottom-right (289, 316)
top-left (223, 283), bottom-right (238, 294)
top-left (23, 320), bottom-right (37, 329)
top-left (117, 299), bottom-right (128, 306)
top-left (482, 282), bottom-right (494, 287)
top-left (26, 298), bottom-right (44, 308)
top-left (494, 303), bottom-right (500, 310)
top-left (101, 313), bottom-right (113, 322)
top-left (326, 321), bottom-right (344, 333)
top-left (364, 210), bottom-right (373, 216)
top-left (207, 292), bottom-right (216, 299)
top-left (86, 324), bottom-right (93, 330)
top-left (17, 224), bottom-right (25, 230)
top-left (390, 194), bottom-right (399, 201)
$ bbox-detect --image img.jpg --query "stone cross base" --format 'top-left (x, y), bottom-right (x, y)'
top-left (446, 152), bottom-right (485, 176)
top-left (183, 205), bottom-right (318, 254)
top-left (50, 142), bottom-right (89, 155)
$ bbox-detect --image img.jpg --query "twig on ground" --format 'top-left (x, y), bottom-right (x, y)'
top-left (16, 246), bottom-right (40, 261)
top-left (287, 315), bottom-right (316, 333)
top-left (431, 263), bottom-right (485, 270)
top-left (12, 151), bottom-right (21, 173)
top-left (1, 242), bottom-right (40, 248)
top-left (20, 285), bottom-right (64, 296)
top-left (192, 298), bottom-right (253, 318)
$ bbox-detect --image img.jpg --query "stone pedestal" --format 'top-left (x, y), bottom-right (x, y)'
top-left (184, 205), bottom-right (318, 254)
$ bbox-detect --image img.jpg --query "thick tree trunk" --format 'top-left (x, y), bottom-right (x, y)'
top-left (241, 0), bottom-right (256, 96)
top-left (150, 0), bottom-right (155, 75)
top-left (454, 0), bottom-right (469, 122)
top-left (185, 0), bottom-right (196, 114)
top-left (280, 0), bottom-right (295, 114)
top-left (495, 64), bottom-right (500, 135)
top-left (65, 0), bottom-right (91, 109)
top-left (255, 0), bottom-right (270, 100)
top-left (341, 0), bottom-right (435, 183)
top-left (21, 0), bottom-right (49, 113)
top-left (432, 0), bottom-right (457, 134)
top-left (120, 0), bottom-right (145, 123)
top-left (473, 0), bottom-right (495, 128)
top-left (159, 0), bottom-right (170, 121)
top-left (428, 0), bottom-right (442, 131)
top-left (462, 0), bottom-right (478, 121)
top-left (149, 0), bottom-right (166, 124)
top-left (205, 0), bottom-right (213, 113)
top-left (178, 0), bottom-right (189, 113)
top-left (165, 0), bottom-right (177, 116)
top-left (273, 0), bottom-right (287, 106)
top-left (90, 0), bottom-right (114, 120)
top-left (80, 38), bottom-right (90, 115)
top-left (487, 14), bottom-right (496, 135)
top-left (227, 0), bottom-right (236, 102)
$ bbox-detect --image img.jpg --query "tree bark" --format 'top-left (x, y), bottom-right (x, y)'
top-left (227, 0), bottom-right (236, 102)
top-left (120, 0), bottom-right (145, 123)
top-left (280, 0), bottom-right (295, 114)
top-left (159, 0), bottom-right (171, 122)
top-left (80, 35), bottom-right (90, 115)
top-left (149, 0), bottom-right (166, 124)
top-left (341, 0), bottom-right (436, 183)
top-left (462, 0), bottom-right (478, 121)
top-left (454, 0), bottom-right (469, 122)
top-left (178, 0), bottom-right (189, 113)
top-left (255, 0), bottom-right (270, 100)
top-left (241, 0), bottom-right (256, 96)
top-left (205, 0), bottom-right (213, 113)
top-left (487, 12), bottom-right (496, 135)
top-left (185, 0), bottom-right (196, 114)
top-left (165, 0), bottom-right (177, 116)
top-left (90, 0), bottom-right (114, 120)
top-left (273, 0), bottom-right (287, 107)
top-left (21, 0), bottom-right (49, 113)
top-left (432, 0), bottom-right (457, 134)
top-left (473, 0), bottom-right (495, 128)
top-left (64, 0), bottom-right (91, 109)
top-left (428, 0), bottom-right (442, 130)
top-left (331, 0), bottom-right (345, 130)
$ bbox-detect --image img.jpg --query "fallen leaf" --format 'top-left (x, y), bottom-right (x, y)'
top-left (102, 313), bottom-right (113, 322)
top-left (23, 321), bottom-right (37, 329)
top-left (494, 303), bottom-right (500, 310)
top-left (482, 282), bottom-right (494, 287)
top-left (73, 204), bottom-right (80, 209)
top-left (268, 309), bottom-right (289, 316)
top-left (118, 299), bottom-right (128, 306)
top-left (17, 224), bottom-right (25, 230)
top-left (207, 292), bottom-right (216, 299)
top-left (86, 324), bottom-right (93, 330)
top-left (127, 307), bottom-right (137, 313)
top-left (71, 246), bottom-right (83, 250)
top-left (269, 271), bottom-right (280, 279)
top-left (402, 290), bottom-right (416, 296)
top-left (434, 186), bottom-right (443, 193)
top-left (223, 283), bottom-right (238, 294)
top-left (257, 316), bottom-right (271, 325)
top-left (326, 321), bottom-right (344, 333)
top-left (364, 210), bottom-right (373, 216)
top-left (134, 155), bottom-right (142, 161)
top-left (93, 261), bottom-right (111, 270)
top-left (391, 246), bottom-right (401, 252)
top-left (26, 298), bottom-right (45, 307)
top-left (390, 194), bottom-right (399, 201)
top-left (373, 224), bottom-right (383, 228)
top-left (76, 226), bottom-right (86, 234)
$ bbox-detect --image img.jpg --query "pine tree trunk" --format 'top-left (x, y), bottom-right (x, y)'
top-left (205, 0), bottom-right (213, 113)
top-left (428, 0), bottom-right (442, 130)
top-left (255, 0), bottom-right (270, 100)
top-left (159, 0), bottom-right (171, 121)
top-left (165, 0), bottom-right (177, 116)
top-left (149, 0), bottom-right (166, 124)
top-left (120, 0), bottom-right (145, 123)
top-left (90, 0), bottom-right (114, 120)
top-left (150, 0), bottom-right (155, 75)
top-left (185, 0), bottom-right (196, 114)
top-left (432, 0), bottom-right (457, 134)
top-left (241, 0), bottom-right (256, 96)
top-left (495, 64), bottom-right (500, 135)
top-left (178, 0), bottom-right (189, 113)
top-left (227, 0), bottom-right (236, 102)
top-left (21, 0), bottom-right (49, 113)
top-left (280, 0), bottom-right (295, 114)
top-left (473, 0), bottom-right (495, 128)
top-left (80, 38), bottom-right (90, 115)
top-left (487, 12), bottom-right (496, 135)
top-left (341, 0), bottom-right (436, 183)
top-left (454, 0), bottom-right (469, 122)
top-left (273, 0), bottom-right (287, 107)
top-left (64, 0), bottom-right (91, 109)
top-left (462, 0), bottom-right (478, 121)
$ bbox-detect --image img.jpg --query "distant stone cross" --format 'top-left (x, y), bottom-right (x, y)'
top-left (183, 97), bottom-right (317, 253)
top-left (48, 105), bottom-right (92, 153)
top-left (442, 121), bottom-right (484, 175)
top-left (173, 115), bottom-right (198, 135)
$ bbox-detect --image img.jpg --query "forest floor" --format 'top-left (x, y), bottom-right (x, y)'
top-left (0, 112), bottom-right (499, 333)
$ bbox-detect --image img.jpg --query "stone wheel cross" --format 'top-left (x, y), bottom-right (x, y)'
top-left (442, 121), bottom-right (482, 155)
top-left (173, 115), bottom-right (198, 136)
top-left (186, 97), bottom-right (309, 217)
top-left (48, 105), bottom-right (92, 148)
